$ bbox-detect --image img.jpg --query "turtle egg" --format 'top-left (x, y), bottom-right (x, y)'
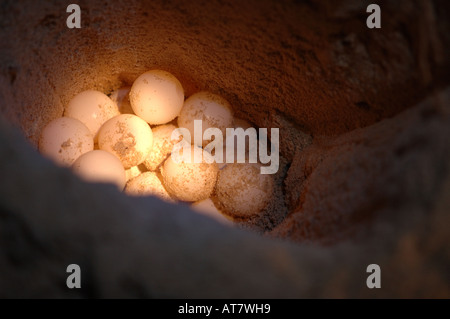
top-left (125, 164), bottom-right (146, 182)
top-left (217, 117), bottom-right (255, 169)
top-left (72, 150), bottom-right (126, 190)
top-left (125, 171), bottom-right (172, 201)
top-left (143, 124), bottom-right (181, 171)
top-left (64, 90), bottom-right (120, 140)
top-left (110, 87), bottom-right (134, 115)
top-left (192, 198), bottom-right (232, 225)
top-left (178, 91), bottom-right (234, 147)
top-left (129, 70), bottom-right (184, 125)
top-left (216, 163), bottom-right (274, 217)
top-left (39, 117), bottom-right (94, 166)
top-left (161, 146), bottom-right (219, 202)
top-left (98, 114), bottom-right (153, 169)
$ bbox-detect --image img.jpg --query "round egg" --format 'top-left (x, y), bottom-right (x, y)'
top-left (125, 164), bottom-right (146, 182)
top-left (125, 172), bottom-right (172, 201)
top-left (39, 117), bottom-right (94, 166)
top-left (143, 124), bottom-right (181, 171)
top-left (72, 150), bottom-right (126, 190)
top-left (217, 118), bottom-right (256, 169)
top-left (98, 114), bottom-right (153, 169)
top-left (216, 163), bottom-right (274, 217)
top-left (129, 70), bottom-right (184, 125)
top-left (178, 91), bottom-right (234, 147)
top-left (192, 198), bottom-right (232, 225)
top-left (161, 146), bottom-right (218, 202)
top-left (215, 142), bottom-right (251, 170)
top-left (110, 87), bottom-right (134, 114)
top-left (64, 90), bottom-right (120, 140)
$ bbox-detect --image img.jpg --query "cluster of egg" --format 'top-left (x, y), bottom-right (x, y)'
top-left (39, 70), bottom-right (274, 222)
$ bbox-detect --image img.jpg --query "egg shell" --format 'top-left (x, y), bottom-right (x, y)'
top-left (72, 150), bottom-right (126, 190)
top-left (215, 142), bottom-right (252, 170)
top-left (125, 166), bottom-right (141, 182)
top-left (143, 124), bottom-right (181, 171)
top-left (178, 91), bottom-right (234, 147)
top-left (216, 118), bottom-right (256, 169)
top-left (161, 146), bottom-right (219, 202)
top-left (129, 70), bottom-right (184, 125)
top-left (98, 114), bottom-right (153, 169)
top-left (192, 198), bottom-right (232, 225)
top-left (216, 163), bottom-right (274, 217)
top-left (125, 171), bottom-right (172, 201)
top-left (39, 117), bottom-right (94, 166)
top-left (65, 90), bottom-right (120, 140)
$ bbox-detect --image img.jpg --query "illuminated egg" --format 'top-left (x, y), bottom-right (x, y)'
top-left (216, 163), bottom-right (274, 217)
top-left (98, 114), bottom-right (153, 169)
top-left (215, 144), bottom-right (238, 170)
top-left (191, 198), bottom-right (232, 225)
top-left (217, 117), bottom-right (255, 169)
top-left (129, 70), bottom-right (184, 125)
top-left (65, 90), bottom-right (120, 140)
top-left (72, 150), bottom-right (126, 190)
top-left (210, 143), bottom-right (234, 170)
top-left (110, 87), bottom-right (134, 114)
top-left (125, 172), bottom-right (172, 201)
top-left (177, 91), bottom-right (234, 147)
top-left (161, 146), bottom-right (218, 202)
top-left (39, 117), bottom-right (93, 166)
top-left (125, 164), bottom-right (146, 182)
top-left (143, 124), bottom-right (181, 171)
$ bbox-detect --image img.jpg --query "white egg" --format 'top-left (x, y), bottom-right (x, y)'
top-left (39, 117), bottom-right (94, 166)
top-left (143, 124), bottom-right (181, 171)
top-left (65, 90), bottom-right (120, 140)
top-left (98, 114), bottom-right (153, 169)
top-left (216, 142), bottom-right (248, 170)
top-left (125, 164), bottom-right (146, 182)
top-left (178, 91), bottom-right (234, 147)
top-left (110, 87), bottom-right (134, 114)
top-left (125, 171), bottom-right (172, 201)
top-left (161, 146), bottom-right (219, 202)
top-left (72, 150), bottom-right (126, 190)
top-left (215, 163), bottom-right (274, 217)
top-left (129, 70), bottom-right (184, 125)
top-left (191, 198), bottom-right (232, 225)
top-left (217, 117), bottom-right (255, 169)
